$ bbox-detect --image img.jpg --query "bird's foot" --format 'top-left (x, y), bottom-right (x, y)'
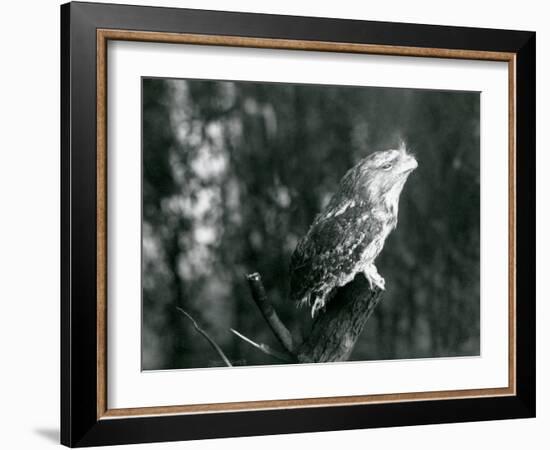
top-left (364, 264), bottom-right (385, 291)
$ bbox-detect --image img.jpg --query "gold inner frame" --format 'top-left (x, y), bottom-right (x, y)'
top-left (96, 29), bottom-right (517, 420)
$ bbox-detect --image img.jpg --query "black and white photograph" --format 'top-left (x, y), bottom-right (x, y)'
top-left (141, 77), bottom-right (481, 371)
top-left (0, 0), bottom-right (543, 447)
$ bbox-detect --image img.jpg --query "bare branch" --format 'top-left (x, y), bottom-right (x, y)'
top-left (230, 329), bottom-right (294, 363)
top-left (176, 307), bottom-right (232, 367)
top-left (245, 273), bottom-right (295, 355)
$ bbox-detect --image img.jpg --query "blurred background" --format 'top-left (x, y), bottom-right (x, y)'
top-left (142, 77), bottom-right (480, 370)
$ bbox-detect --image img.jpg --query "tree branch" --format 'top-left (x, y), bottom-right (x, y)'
top-left (245, 273), bottom-right (295, 355)
top-left (176, 307), bottom-right (233, 367)
top-left (230, 329), bottom-right (294, 363)
top-left (244, 271), bottom-right (383, 363)
top-left (296, 273), bottom-right (383, 362)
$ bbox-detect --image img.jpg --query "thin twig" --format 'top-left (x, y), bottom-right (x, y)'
top-left (230, 329), bottom-right (294, 363)
top-left (176, 307), bottom-right (233, 367)
top-left (245, 273), bottom-right (295, 355)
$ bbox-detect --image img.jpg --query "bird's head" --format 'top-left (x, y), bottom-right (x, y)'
top-left (347, 145), bottom-right (418, 212)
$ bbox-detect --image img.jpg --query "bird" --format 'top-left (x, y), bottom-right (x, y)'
top-left (289, 145), bottom-right (418, 317)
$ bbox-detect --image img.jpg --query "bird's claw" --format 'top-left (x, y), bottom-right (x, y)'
top-left (364, 264), bottom-right (385, 291)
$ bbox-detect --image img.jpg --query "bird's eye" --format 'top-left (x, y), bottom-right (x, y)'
top-left (381, 163), bottom-right (393, 170)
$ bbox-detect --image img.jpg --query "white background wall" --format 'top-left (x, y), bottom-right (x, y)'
top-left (0, 0), bottom-right (546, 448)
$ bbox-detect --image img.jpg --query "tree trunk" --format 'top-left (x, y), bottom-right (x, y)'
top-left (297, 273), bottom-right (383, 362)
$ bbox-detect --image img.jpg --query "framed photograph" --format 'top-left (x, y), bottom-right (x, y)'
top-left (61, 1), bottom-right (535, 447)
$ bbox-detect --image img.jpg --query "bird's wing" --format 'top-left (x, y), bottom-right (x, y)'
top-left (289, 203), bottom-right (384, 304)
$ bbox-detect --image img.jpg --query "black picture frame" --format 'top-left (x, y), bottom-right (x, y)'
top-left (61, 1), bottom-right (535, 447)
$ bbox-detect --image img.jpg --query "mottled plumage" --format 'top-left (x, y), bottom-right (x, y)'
top-left (289, 146), bottom-right (418, 316)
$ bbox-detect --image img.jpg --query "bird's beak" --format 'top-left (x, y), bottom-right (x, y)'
top-left (400, 151), bottom-right (418, 173)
